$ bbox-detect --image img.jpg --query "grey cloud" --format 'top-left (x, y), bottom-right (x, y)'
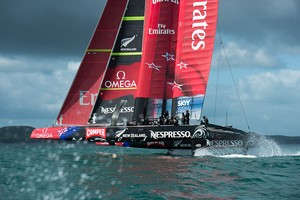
top-left (219, 0), bottom-right (300, 48)
top-left (0, 0), bottom-right (105, 58)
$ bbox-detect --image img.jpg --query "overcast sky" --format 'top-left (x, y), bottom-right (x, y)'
top-left (0, 0), bottom-right (299, 136)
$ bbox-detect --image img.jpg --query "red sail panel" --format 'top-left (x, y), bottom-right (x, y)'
top-left (98, 63), bottom-right (140, 100)
top-left (91, 0), bottom-right (145, 125)
top-left (56, 0), bottom-right (128, 125)
top-left (171, 0), bottom-right (218, 98)
top-left (137, 0), bottom-right (179, 99)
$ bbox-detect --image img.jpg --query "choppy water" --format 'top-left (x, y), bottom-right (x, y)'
top-left (0, 139), bottom-right (299, 200)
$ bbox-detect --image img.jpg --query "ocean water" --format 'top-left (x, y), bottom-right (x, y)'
top-left (0, 139), bottom-right (299, 200)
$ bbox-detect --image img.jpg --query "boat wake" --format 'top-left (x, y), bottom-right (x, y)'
top-left (194, 147), bottom-right (253, 158)
top-left (246, 136), bottom-right (282, 157)
top-left (194, 137), bottom-right (299, 158)
top-left (218, 154), bottom-right (257, 158)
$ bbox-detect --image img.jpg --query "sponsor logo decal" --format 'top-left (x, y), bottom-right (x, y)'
top-left (115, 129), bottom-right (147, 141)
top-left (146, 63), bottom-right (162, 71)
top-left (192, 126), bottom-right (208, 139)
top-left (79, 90), bottom-right (98, 106)
top-left (152, 0), bottom-right (179, 5)
top-left (191, 0), bottom-right (209, 50)
top-left (149, 23), bottom-right (175, 35)
top-left (150, 130), bottom-right (191, 140)
top-left (33, 127), bottom-right (71, 139)
top-left (192, 126), bottom-right (244, 148)
top-left (179, 143), bottom-right (192, 148)
top-left (173, 140), bottom-right (183, 147)
top-left (120, 35), bottom-right (137, 51)
top-left (192, 126), bottom-right (210, 147)
top-left (169, 60), bottom-right (188, 91)
top-left (57, 127), bottom-right (69, 137)
top-left (167, 81), bottom-right (183, 91)
top-left (100, 106), bottom-right (134, 114)
top-left (244, 138), bottom-right (257, 148)
top-left (177, 100), bottom-right (192, 112)
top-left (209, 140), bottom-right (244, 147)
top-left (162, 52), bottom-right (175, 62)
top-left (86, 128), bottom-right (106, 139)
top-left (59, 126), bottom-right (81, 140)
top-left (177, 61), bottom-right (188, 69)
top-left (121, 133), bottom-right (147, 139)
top-left (95, 142), bottom-right (110, 146)
top-left (177, 100), bottom-right (191, 107)
top-left (147, 141), bottom-right (165, 147)
top-left (35, 128), bottom-right (54, 139)
top-left (103, 71), bottom-right (137, 90)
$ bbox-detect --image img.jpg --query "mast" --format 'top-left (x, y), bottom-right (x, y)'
top-left (134, 0), bottom-right (179, 122)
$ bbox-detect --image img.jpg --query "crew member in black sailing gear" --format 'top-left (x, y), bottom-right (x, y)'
top-left (201, 116), bottom-right (209, 125)
top-left (164, 111), bottom-right (169, 119)
top-left (181, 112), bottom-right (186, 125)
top-left (204, 116), bottom-right (209, 125)
top-left (170, 117), bottom-right (179, 126)
top-left (173, 117), bottom-right (179, 126)
top-left (159, 116), bottom-right (164, 125)
top-left (185, 110), bottom-right (190, 125)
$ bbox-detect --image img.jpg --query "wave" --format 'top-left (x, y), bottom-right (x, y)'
top-left (246, 137), bottom-right (282, 157)
top-left (218, 154), bottom-right (257, 158)
top-left (194, 137), bottom-right (300, 158)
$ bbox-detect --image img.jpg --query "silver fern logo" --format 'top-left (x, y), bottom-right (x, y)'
top-left (115, 128), bottom-right (128, 141)
top-left (173, 140), bottom-right (183, 147)
top-left (121, 35), bottom-right (136, 48)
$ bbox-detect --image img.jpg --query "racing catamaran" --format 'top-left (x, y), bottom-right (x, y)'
top-left (30, 0), bottom-right (258, 155)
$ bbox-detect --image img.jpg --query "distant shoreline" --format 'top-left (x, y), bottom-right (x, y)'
top-left (266, 135), bottom-right (300, 145)
top-left (0, 126), bottom-right (35, 142)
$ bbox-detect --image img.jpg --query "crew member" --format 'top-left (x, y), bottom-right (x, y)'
top-left (185, 110), bottom-right (190, 125)
top-left (181, 113), bottom-right (186, 125)
top-left (201, 116), bottom-right (209, 125)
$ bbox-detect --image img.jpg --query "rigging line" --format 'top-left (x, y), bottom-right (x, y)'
top-left (214, 23), bottom-right (222, 123)
top-left (220, 41), bottom-right (251, 132)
